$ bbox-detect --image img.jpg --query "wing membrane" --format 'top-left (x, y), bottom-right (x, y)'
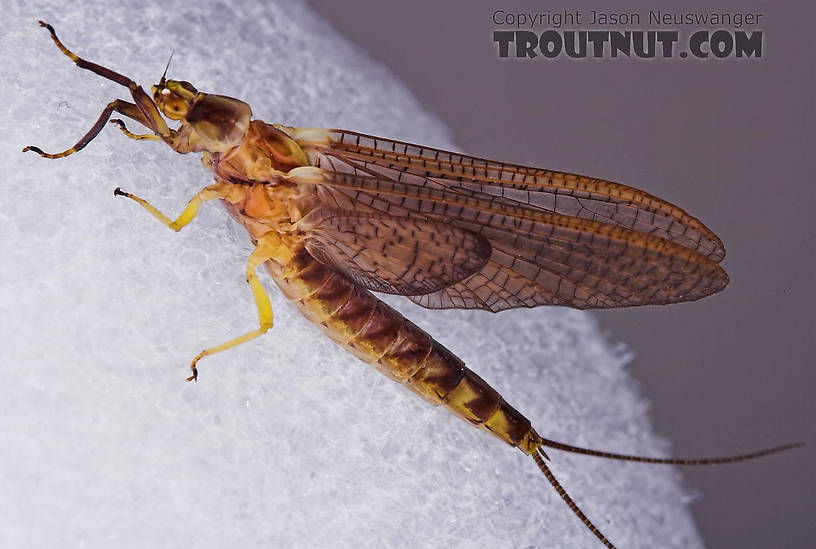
top-left (283, 127), bottom-right (728, 311)
top-left (287, 164), bottom-right (729, 311)
top-left (294, 128), bottom-right (726, 263)
top-left (300, 209), bottom-right (491, 296)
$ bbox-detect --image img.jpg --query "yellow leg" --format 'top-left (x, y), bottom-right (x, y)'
top-left (114, 182), bottom-right (242, 232)
top-left (187, 233), bottom-right (282, 381)
top-left (109, 119), bottom-right (161, 141)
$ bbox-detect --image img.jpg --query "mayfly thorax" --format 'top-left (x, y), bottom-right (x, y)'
top-left (23, 21), bottom-right (801, 549)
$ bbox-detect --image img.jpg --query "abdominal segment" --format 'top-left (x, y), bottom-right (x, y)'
top-left (268, 247), bottom-right (543, 454)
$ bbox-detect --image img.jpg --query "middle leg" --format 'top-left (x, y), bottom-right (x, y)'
top-left (114, 181), bottom-right (244, 232)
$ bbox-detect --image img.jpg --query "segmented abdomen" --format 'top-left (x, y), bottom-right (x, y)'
top-left (266, 247), bottom-right (543, 454)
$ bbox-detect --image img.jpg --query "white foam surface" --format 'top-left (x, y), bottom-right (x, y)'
top-left (1, 1), bottom-right (703, 547)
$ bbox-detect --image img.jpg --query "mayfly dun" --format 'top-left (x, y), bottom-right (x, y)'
top-left (24, 21), bottom-right (801, 548)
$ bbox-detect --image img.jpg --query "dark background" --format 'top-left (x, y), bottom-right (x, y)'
top-left (308, 1), bottom-right (815, 547)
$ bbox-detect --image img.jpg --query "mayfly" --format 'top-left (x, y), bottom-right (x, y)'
top-left (24, 21), bottom-right (801, 548)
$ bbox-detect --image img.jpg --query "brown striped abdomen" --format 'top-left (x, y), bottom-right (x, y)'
top-left (266, 247), bottom-right (543, 454)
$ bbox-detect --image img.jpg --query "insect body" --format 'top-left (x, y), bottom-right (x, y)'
top-left (25, 22), bottom-right (800, 548)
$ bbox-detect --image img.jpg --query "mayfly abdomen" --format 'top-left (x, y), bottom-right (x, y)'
top-left (269, 247), bottom-right (542, 454)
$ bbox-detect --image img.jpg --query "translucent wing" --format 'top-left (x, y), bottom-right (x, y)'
top-left (291, 128), bottom-right (726, 261)
top-left (286, 127), bottom-right (729, 312)
top-left (299, 209), bottom-right (491, 295)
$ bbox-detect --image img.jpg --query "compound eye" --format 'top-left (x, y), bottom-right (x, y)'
top-left (163, 99), bottom-right (188, 119)
top-left (161, 88), bottom-right (171, 96)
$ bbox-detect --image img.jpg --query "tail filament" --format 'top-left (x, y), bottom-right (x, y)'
top-left (531, 440), bottom-right (802, 547)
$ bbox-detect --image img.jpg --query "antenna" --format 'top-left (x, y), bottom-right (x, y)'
top-left (159, 50), bottom-right (174, 86)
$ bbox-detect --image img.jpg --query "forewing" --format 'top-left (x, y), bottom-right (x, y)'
top-left (290, 127), bottom-right (726, 262)
top-left (299, 209), bottom-right (491, 296)
top-left (285, 127), bottom-right (729, 312)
